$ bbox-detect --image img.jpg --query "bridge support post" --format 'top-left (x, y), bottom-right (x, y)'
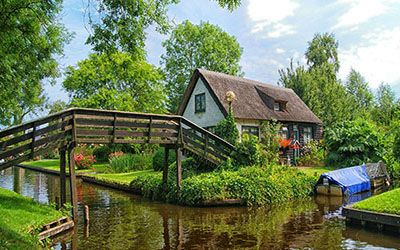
top-left (68, 144), bottom-right (78, 222)
top-left (162, 146), bottom-right (169, 194)
top-left (176, 147), bottom-right (182, 190)
top-left (59, 148), bottom-right (67, 208)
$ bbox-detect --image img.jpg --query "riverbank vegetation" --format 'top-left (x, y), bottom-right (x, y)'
top-left (353, 188), bottom-right (400, 215)
top-left (0, 188), bottom-right (64, 249)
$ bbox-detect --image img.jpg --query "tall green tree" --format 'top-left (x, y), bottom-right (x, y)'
top-left (345, 69), bottom-right (374, 116)
top-left (372, 83), bottom-right (397, 126)
top-left (161, 20), bottom-right (243, 112)
top-left (279, 33), bottom-right (354, 126)
top-left (0, 0), bottom-right (69, 126)
top-left (63, 52), bottom-right (166, 113)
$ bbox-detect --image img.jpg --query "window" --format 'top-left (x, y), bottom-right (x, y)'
top-left (242, 126), bottom-right (259, 137)
top-left (274, 102), bottom-right (280, 111)
top-left (279, 126), bottom-right (289, 139)
top-left (273, 101), bottom-right (286, 111)
top-left (303, 127), bottom-right (312, 144)
top-left (195, 93), bottom-right (206, 113)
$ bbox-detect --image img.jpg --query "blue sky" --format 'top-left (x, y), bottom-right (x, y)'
top-left (48, 0), bottom-right (400, 102)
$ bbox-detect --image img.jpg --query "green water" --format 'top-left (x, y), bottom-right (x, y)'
top-left (1, 167), bottom-right (399, 249)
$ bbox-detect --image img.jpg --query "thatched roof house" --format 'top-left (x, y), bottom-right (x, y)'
top-left (178, 69), bottom-right (323, 162)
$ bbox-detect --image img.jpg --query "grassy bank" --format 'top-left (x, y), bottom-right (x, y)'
top-left (0, 188), bottom-right (64, 249)
top-left (297, 166), bottom-right (335, 178)
top-left (87, 170), bottom-right (161, 186)
top-left (353, 188), bottom-right (400, 215)
top-left (22, 159), bottom-right (109, 173)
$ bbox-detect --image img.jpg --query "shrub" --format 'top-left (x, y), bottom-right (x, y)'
top-left (231, 134), bottom-right (262, 167)
top-left (214, 111), bottom-right (239, 145)
top-left (259, 120), bottom-right (281, 165)
top-left (74, 153), bottom-right (96, 170)
top-left (179, 165), bottom-right (315, 206)
top-left (324, 119), bottom-right (385, 167)
top-left (152, 147), bottom-right (176, 171)
top-left (297, 140), bottom-right (325, 167)
top-left (93, 145), bottom-right (112, 163)
top-left (108, 153), bottom-right (152, 173)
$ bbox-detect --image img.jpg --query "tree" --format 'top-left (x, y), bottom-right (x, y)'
top-left (345, 69), bottom-right (373, 115)
top-left (372, 83), bottom-right (397, 126)
top-left (46, 100), bottom-right (68, 114)
top-left (214, 0), bottom-right (241, 10)
top-left (85, 0), bottom-right (177, 58)
top-left (0, 0), bottom-right (70, 126)
top-left (214, 111), bottom-right (239, 145)
top-left (63, 52), bottom-right (166, 113)
top-left (161, 20), bottom-right (243, 112)
top-left (305, 33), bottom-right (339, 74)
top-left (279, 33), bottom-right (354, 126)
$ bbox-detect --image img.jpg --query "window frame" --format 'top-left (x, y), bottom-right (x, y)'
top-left (242, 125), bottom-right (259, 138)
top-left (194, 93), bottom-right (206, 113)
top-left (303, 126), bottom-right (313, 144)
top-left (273, 102), bottom-right (280, 111)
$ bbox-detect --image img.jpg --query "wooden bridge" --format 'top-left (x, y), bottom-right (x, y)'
top-left (0, 108), bottom-right (234, 220)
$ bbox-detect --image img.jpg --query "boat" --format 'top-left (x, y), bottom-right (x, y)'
top-left (315, 162), bottom-right (390, 197)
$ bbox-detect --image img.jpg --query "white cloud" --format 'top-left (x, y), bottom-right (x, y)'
top-left (247, 0), bottom-right (299, 37)
top-left (267, 24), bottom-right (295, 38)
top-left (339, 27), bottom-right (400, 88)
top-left (276, 48), bottom-right (286, 54)
top-left (333, 0), bottom-right (389, 30)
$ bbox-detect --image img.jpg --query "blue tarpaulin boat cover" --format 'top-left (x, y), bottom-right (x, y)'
top-left (319, 164), bottom-right (371, 195)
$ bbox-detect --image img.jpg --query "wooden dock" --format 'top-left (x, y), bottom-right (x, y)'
top-left (342, 206), bottom-right (400, 234)
top-left (38, 216), bottom-right (74, 241)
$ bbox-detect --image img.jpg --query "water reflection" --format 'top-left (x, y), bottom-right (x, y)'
top-left (1, 167), bottom-right (399, 250)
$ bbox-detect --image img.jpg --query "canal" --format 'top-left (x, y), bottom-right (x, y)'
top-left (1, 167), bottom-right (399, 249)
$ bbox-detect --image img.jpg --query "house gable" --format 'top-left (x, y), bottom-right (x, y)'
top-left (182, 77), bottom-right (225, 128)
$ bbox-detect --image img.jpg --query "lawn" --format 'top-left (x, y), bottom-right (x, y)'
top-left (353, 188), bottom-right (400, 215)
top-left (0, 188), bottom-right (64, 249)
top-left (297, 166), bottom-right (335, 177)
top-left (22, 159), bottom-right (109, 174)
top-left (88, 170), bottom-right (161, 185)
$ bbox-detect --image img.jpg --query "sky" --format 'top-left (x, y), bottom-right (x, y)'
top-left (48, 0), bottom-right (400, 103)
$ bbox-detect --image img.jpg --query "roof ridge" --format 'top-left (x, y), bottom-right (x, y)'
top-left (197, 68), bottom-right (293, 92)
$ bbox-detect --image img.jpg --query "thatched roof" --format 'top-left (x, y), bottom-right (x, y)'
top-left (178, 69), bottom-right (322, 124)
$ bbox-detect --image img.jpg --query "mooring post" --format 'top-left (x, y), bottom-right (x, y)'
top-left (68, 144), bottom-right (78, 222)
top-left (84, 205), bottom-right (90, 224)
top-left (176, 147), bottom-right (182, 190)
top-left (59, 148), bottom-right (67, 208)
top-left (162, 146), bottom-right (169, 193)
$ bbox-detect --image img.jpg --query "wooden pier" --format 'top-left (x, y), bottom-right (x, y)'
top-left (342, 206), bottom-right (400, 234)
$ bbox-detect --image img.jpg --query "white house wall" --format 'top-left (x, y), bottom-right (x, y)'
top-left (182, 78), bottom-right (225, 128)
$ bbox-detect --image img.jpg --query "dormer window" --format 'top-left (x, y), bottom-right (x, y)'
top-left (274, 101), bottom-right (286, 111)
top-left (274, 102), bottom-right (280, 111)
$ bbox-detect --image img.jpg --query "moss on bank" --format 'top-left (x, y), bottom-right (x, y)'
top-left (353, 188), bottom-right (400, 215)
top-left (0, 188), bottom-right (64, 249)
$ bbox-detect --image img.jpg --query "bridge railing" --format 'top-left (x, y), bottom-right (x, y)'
top-left (0, 110), bottom-right (73, 170)
top-left (0, 108), bottom-right (235, 170)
